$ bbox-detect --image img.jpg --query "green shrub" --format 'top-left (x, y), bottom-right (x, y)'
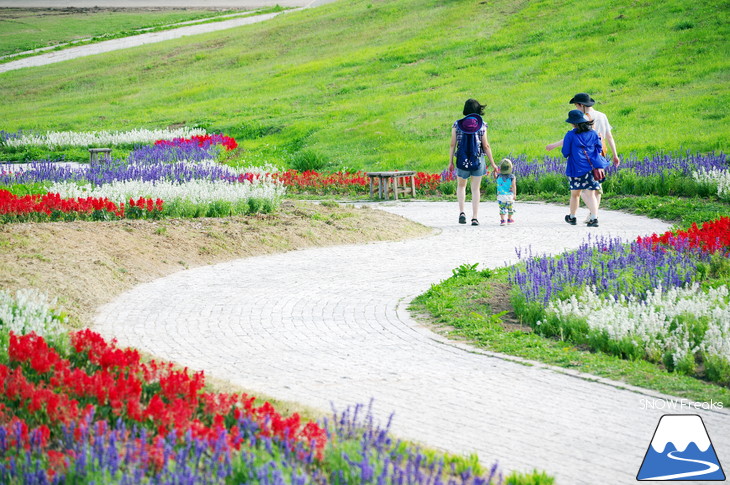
top-left (703, 353), bottom-right (730, 386)
top-left (289, 149), bottom-right (329, 172)
top-left (535, 174), bottom-right (564, 194)
top-left (439, 180), bottom-right (456, 195)
top-left (163, 199), bottom-right (206, 218)
top-left (206, 200), bottom-right (233, 218)
top-left (505, 469), bottom-right (555, 485)
top-left (247, 198), bottom-right (262, 214)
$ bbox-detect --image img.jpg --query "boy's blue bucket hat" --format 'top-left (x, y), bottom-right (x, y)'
top-left (566, 109), bottom-right (589, 124)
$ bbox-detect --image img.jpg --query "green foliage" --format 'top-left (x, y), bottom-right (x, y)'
top-left (451, 262), bottom-right (493, 279)
top-left (534, 174), bottom-right (564, 194)
top-left (3, 183), bottom-right (49, 195)
top-left (205, 200), bottom-right (233, 218)
top-left (439, 180), bottom-right (456, 195)
top-left (412, 267), bottom-right (730, 403)
top-left (158, 197), bottom-right (277, 219)
top-left (505, 469), bottom-right (556, 485)
top-left (704, 353), bottom-right (730, 386)
top-left (0, 145), bottom-right (132, 163)
top-left (1, 0), bottom-right (727, 171)
top-left (289, 149), bottom-right (330, 172)
top-left (601, 195), bottom-right (730, 227)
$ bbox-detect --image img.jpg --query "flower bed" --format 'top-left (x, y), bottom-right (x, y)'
top-left (0, 131), bottom-right (286, 221)
top-left (0, 288), bottom-right (505, 484)
top-left (0, 330), bottom-right (326, 483)
top-left (154, 134), bottom-right (238, 151)
top-left (0, 189), bottom-right (163, 223)
top-left (274, 169), bottom-right (443, 196)
top-left (509, 217), bottom-right (730, 384)
top-left (0, 128), bottom-right (207, 149)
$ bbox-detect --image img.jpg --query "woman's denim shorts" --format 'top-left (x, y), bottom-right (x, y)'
top-left (456, 158), bottom-right (486, 179)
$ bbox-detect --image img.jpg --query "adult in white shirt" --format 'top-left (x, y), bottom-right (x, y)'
top-left (546, 92), bottom-right (620, 166)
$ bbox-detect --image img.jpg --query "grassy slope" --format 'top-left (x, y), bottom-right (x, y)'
top-left (0, 8), bottom-right (246, 57)
top-left (1, 0), bottom-right (728, 171)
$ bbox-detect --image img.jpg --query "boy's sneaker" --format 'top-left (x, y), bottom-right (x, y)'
top-left (586, 218), bottom-right (599, 227)
top-left (500, 220), bottom-right (506, 226)
top-left (459, 212), bottom-right (466, 224)
top-left (564, 215), bottom-right (577, 225)
top-left (507, 219), bottom-right (515, 224)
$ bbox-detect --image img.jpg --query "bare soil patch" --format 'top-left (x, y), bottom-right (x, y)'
top-left (482, 280), bottom-right (532, 333)
top-left (0, 201), bottom-right (431, 328)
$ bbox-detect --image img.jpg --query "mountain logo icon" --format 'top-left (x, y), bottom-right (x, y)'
top-left (637, 414), bottom-right (726, 481)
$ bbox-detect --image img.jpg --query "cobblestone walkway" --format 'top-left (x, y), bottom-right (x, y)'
top-left (94, 201), bottom-right (730, 484)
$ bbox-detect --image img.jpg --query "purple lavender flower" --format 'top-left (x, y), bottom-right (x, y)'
top-left (509, 234), bottom-right (708, 304)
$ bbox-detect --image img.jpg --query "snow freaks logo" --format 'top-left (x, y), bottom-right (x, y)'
top-left (637, 414), bottom-right (726, 481)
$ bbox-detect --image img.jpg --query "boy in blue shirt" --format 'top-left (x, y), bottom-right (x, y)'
top-left (496, 158), bottom-right (516, 226)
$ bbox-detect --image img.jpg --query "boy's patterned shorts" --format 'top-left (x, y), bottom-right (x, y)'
top-left (498, 200), bottom-right (515, 215)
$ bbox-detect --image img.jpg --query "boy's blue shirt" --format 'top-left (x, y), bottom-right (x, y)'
top-left (562, 129), bottom-right (606, 177)
top-left (496, 174), bottom-right (514, 195)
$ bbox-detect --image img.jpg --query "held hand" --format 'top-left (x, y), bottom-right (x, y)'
top-left (613, 155), bottom-right (621, 167)
top-left (546, 143), bottom-right (556, 151)
top-left (448, 161), bottom-right (454, 172)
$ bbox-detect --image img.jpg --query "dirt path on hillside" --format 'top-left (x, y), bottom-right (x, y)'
top-left (0, 1), bottom-right (335, 10)
top-left (0, 0), bottom-right (338, 73)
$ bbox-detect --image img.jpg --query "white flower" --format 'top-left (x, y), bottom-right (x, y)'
top-left (49, 178), bottom-right (286, 205)
top-left (693, 168), bottom-right (730, 200)
top-left (0, 288), bottom-right (66, 346)
top-left (4, 127), bottom-right (207, 148)
top-left (546, 284), bottom-right (730, 363)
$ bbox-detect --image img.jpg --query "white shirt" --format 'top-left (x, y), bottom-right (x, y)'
top-left (586, 109), bottom-right (612, 138)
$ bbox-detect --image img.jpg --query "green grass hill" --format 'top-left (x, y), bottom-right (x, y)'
top-left (1, 0), bottom-right (728, 171)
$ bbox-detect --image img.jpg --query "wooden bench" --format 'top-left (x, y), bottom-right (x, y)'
top-left (89, 148), bottom-right (112, 163)
top-left (366, 171), bottom-right (417, 200)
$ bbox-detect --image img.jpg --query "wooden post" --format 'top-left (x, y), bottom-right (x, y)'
top-left (410, 173), bottom-right (416, 196)
top-left (89, 148), bottom-right (112, 163)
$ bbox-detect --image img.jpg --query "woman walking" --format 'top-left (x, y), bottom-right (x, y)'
top-left (448, 98), bottom-right (498, 226)
top-left (561, 109), bottom-right (606, 227)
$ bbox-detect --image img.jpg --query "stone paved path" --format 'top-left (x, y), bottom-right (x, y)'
top-left (94, 201), bottom-right (730, 484)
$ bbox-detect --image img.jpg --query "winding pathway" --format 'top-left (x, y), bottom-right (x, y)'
top-left (94, 201), bottom-right (730, 484)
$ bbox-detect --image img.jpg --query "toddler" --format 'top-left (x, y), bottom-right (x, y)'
top-left (496, 158), bottom-right (516, 225)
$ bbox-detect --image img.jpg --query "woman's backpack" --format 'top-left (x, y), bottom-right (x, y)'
top-left (454, 115), bottom-right (483, 171)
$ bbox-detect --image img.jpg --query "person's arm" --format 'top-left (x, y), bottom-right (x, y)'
top-left (604, 130), bottom-right (620, 166)
top-left (448, 127), bottom-right (457, 172)
top-left (546, 139), bottom-right (563, 151)
top-left (481, 130), bottom-right (498, 175)
top-left (561, 132), bottom-right (572, 158)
